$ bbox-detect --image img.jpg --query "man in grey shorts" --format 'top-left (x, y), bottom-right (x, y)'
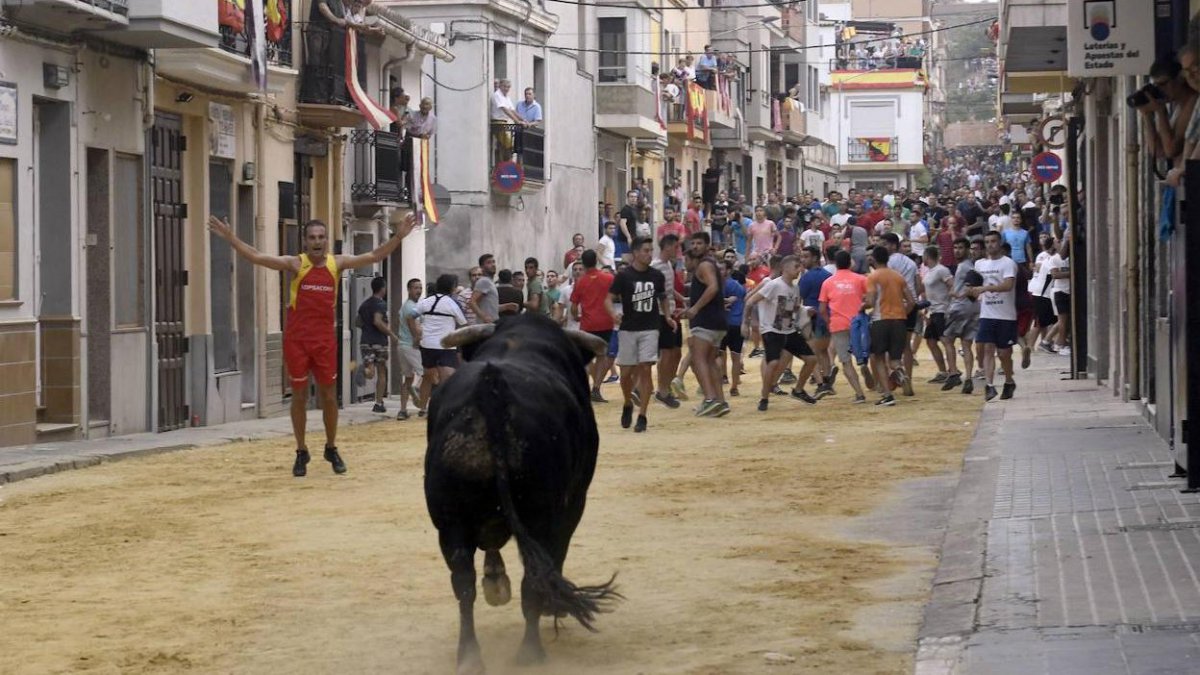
top-left (941, 237), bottom-right (981, 395)
top-left (606, 236), bottom-right (673, 433)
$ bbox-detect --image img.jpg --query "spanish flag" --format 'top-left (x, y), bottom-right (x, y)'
top-left (419, 137), bottom-right (439, 225)
top-left (865, 138), bottom-right (892, 162)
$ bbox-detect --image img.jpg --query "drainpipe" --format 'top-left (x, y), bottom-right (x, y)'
top-left (254, 98), bottom-right (269, 417)
top-left (1124, 76), bottom-right (1139, 400)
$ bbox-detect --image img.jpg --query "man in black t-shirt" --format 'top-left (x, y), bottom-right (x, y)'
top-left (607, 236), bottom-right (672, 433)
top-left (355, 276), bottom-right (398, 413)
top-left (496, 269), bottom-right (524, 316)
top-left (710, 192), bottom-right (730, 246)
top-left (617, 189), bottom-right (639, 262)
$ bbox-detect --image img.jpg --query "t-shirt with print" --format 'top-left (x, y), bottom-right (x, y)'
top-left (1031, 251), bottom-right (1054, 298)
top-left (974, 256), bottom-right (1018, 321)
top-left (1046, 253), bottom-right (1070, 295)
top-left (800, 228), bottom-right (826, 251)
top-left (866, 267), bottom-right (908, 321)
top-left (755, 276), bottom-right (803, 335)
top-left (924, 264), bottom-right (952, 314)
top-left (572, 269), bottom-right (615, 332)
top-left (609, 266), bottom-right (665, 332)
top-left (397, 298), bottom-right (420, 347)
top-left (818, 269), bottom-right (868, 332)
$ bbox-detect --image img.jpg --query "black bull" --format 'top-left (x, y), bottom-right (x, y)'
top-left (424, 313), bottom-right (622, 674)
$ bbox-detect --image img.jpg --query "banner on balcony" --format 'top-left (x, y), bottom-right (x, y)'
top-left (685, 82), bottom-right (708, 142)
top-left (345, 33), bottom-right (396, 130)
top-left (247, 0), bottom-right (267, 91)
top-left (652, 75), bottom-right (666, 130)
top-left (859, 138), bottom-right (893, 162)
top-left (265, 0), bottom-right (287, 43)
top-left (219, 0), bottom-right (245, 33)
top-left (771, 99), bottom-right (783, 133)
top-left (418, 138), bottom-right (440, 225)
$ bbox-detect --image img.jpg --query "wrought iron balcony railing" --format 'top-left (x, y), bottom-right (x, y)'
top-left (490, 124), bottom-right (545, 183)
top-left (350, 130), bottom-right (412, 205)
top-left (847, 137), bottom-right (898, 163)
top-left (219, 15), bottom-right (292, 67)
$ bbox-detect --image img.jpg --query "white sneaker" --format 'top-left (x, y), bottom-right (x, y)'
top-left (1059, 347), bottom-right (1072, 357)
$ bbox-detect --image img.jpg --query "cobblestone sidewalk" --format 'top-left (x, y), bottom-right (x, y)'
top-left (917, 359), bottom-right (1200, 674)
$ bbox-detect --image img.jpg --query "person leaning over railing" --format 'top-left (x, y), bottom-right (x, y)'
top-left (490, 79), bottom-right (529, 164)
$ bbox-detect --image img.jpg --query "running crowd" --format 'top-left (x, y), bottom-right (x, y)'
top-left (357, 178), bottom-right (1074, 433)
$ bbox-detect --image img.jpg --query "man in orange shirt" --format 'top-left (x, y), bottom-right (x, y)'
top-left (818, 249), bottom-right (869, 403)
top-left (208, 212), bottom-right (415, 477)
top-left (862, 246), bottom-right (915, 406)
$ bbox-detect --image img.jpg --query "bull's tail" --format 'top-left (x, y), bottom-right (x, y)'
top-left (476, 362), bottom-right (621, 631)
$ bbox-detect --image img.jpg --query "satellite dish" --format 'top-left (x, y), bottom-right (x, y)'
top-left (433, 183), bottom-right (452, 215)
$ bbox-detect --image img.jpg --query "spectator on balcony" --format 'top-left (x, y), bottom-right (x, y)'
top-left (516, 88), bottom-right (543, 126)
top-left (696, 45), bottom-right (718, 90)
top-left (660, 73), bottom-right (681, 103)
top-left (671, 58), bottom-right (690, 84)
top-left (491, 79), bottom-right (527, 164)
top-left (390, 89), bottom-right (412, 136)
top-left (407, 97), bottom-right (437, 139)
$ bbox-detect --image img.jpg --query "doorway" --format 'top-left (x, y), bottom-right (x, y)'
top-left (151, 112), bottom-right (188, 431)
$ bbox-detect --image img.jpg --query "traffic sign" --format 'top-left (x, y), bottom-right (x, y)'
top-left (492, 161), bottom-right (524, 194)
top-left (1031, 152), bottom-right (1063, 184)
top-left (1037, 115), bottom-right (1067, 149)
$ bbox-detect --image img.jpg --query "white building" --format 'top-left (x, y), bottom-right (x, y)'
top-left (829, 69), bottom-right (927, 192)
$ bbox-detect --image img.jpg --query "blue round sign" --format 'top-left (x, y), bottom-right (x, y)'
top-left (492, 161), bottom-right (524, 194)
top-left (1031, 152), bottom-right (1063, 184)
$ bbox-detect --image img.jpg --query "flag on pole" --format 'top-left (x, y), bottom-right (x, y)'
top-left (247, 0), bottom-right (267, 91)
top-left (419, 138), bottom-right (439, 225)
top-left (345, 34), bottom-right (396, 130)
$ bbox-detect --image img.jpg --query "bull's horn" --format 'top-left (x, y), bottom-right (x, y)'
top-left (442, 323), bottom-right (496, 349)
top-left (563, 329), bottom-right (609, 357)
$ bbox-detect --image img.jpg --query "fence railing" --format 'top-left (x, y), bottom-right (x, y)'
top-left (350, 130), bottom-right (411, 205)
top-left (847, 137), bottom-right (899, 162)
top-left (831, 55), bottom-right (925, 72)
top-left (219, 14), bottom-right (293, 67)
top-left (490, 124), bottom-right (545, 182)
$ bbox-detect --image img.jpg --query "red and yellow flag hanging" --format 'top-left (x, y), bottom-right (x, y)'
top-left (685, 82), bottom-right (708, 142)
top-left (345, 34), bottom-right (396, 130)
top-left (863, 138), bottom-right (893, 162)
top-left (419, 137), bottom-right (439, 225)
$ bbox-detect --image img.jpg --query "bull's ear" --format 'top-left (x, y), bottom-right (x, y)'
top-left (563, 330), bottom-right (608, 365)
top-left (442, 324), bottom-right (496, 350)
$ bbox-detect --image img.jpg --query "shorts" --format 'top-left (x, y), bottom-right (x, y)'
top-left (608, 331), bottom-right (620, 358)
top-left (658, 317), bottom-right (683, 350)
top-left (396, 345), bottom-right (424, 377)
top-left (904, 306), bottom-right (919, 333)
top-left (1054, 291), bottom-right (1071, 316)
top-left (1016, 308), bottom-right (1034, 338)
top-left (617, 329), bottom-right (659, 366)
top-left (420, 347), bottom-right (459, 369)
top-left (831, 330), bottom-right (854, 363)
top-left (976, 318), bottom-right (1019, 349)
top-left (762, 331), bottom-right (813, 362)
top-left (809, 315), bottom-right (830, 340)
top-left (869, 319), bottom-right (907, 360)
top-left (360, 343), bottom-right (389, 365)
top-left (690, 326), bottom-right (727, 347)
top-left (944, 309), bottom-right (980, 341)
top-left (720, 325), bottom-right (745, 354)
top-left (1034, 296), bottom-right (1058, 327)
top-left (284, 338), bottom-right (337, 386)
top-left (923, 312), bottom-right (947, 341)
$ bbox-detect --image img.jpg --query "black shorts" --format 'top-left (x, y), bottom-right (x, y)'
top-left (869, 319), bottom-right (907, 360)
top-left (762, 331), bottom-right (813, 362)
top-left (420, 347), bottom-right (459, 369)
top-left (904, 306), bottom-right (919, 333)
top-left (658, 317), bottom-right (683, 350)
top-left (720, 325), bottom-right (745, 354)
top-left (1034, 296), bottom-right (1058, 327)
top-left (976, 318), bottom-right (1019, 349)
top-left (587, 329), bottom-right (614, 345)
top-left (923, 312), bottom-right (947, 341)
top-left (1053, 291), bottom-right (1071, 316)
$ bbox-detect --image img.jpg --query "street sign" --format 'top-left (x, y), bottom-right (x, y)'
top-left (1031, 152), bottom-right (1063, 184)
top-left (1037, 115), bottom-right (1067, 149)
top-left (491, 161), bottom-right (524, 194)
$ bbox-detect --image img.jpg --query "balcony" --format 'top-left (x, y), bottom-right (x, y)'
top-left (95, 0), bottom-right (219, 49)
top-left (490, 124), bottom-right (545, 187)
top-left (665, 82), bottom-right (711, 144)
top-left (595, 82), bottom-right (666, 139)
top-left (1, 0), bottom-right (129, 33)
top-left (847, 137), bottom-right (898, 163)
top-left (350, 130), bottom-right (412, 209)
top-left (297, 25), bottom-right (368, 128)
top-left (154, 0), bottom-right (296, 95)
top-left (831, 55), bottom-right (926, 72)
top-left (746, 93), bottom-right (780, 143)
top-left (998, 0), bottom-right (1072, 95)
top-left (779, 106), bottom-right (807, 145)
top-left (706, 77), bottom-right (736, 130)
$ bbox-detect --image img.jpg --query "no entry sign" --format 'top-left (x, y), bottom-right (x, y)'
top-left (492, 161), bottom-right (524, 194)
top-left (1031, 152), bottom-right (1063, 184)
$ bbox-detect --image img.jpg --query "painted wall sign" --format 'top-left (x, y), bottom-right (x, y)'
top-left (1067, 0), bottom-right (1154, 77)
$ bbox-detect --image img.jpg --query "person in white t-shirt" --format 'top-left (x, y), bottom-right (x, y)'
top-left (490, 79), bottom-right (527, 164)
top-left (597, 221), bottom-right (617, 269)
top-left (743, 255), bottom-right (817, 411)
top-left (555, 260), bottom-right (584, 330)
top-left (416, 273), bottom-right (469, 409)
top-left (968, 231), bottom-right (1018, 401)
top-left (1029, 233), bottom-right (1058, 353)
top-left (907, 212), bottom-right (929, 256)
top-left (992, 203), bottom-right (1012, 232)
top-left (831, 202), bottom-right (852, 228)
top-left (1046, 237), bottom-right (1072, 357)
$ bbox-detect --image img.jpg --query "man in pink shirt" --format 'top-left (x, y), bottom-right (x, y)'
top-left (818, 249), bottom-right (869, 402)
top-left (684, 196), bottom-right (705, 236)
top-left (656, 207), bottom-right (688, 259)
top-left (748, 206), bottom-right (776, 260)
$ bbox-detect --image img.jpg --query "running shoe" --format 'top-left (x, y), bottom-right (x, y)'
top-left (861, 365), bottom-right (876, 390)
top-left (790, 389), bottom-right (817, 404)
top-left (984, 385), bottom-right (998, 402)
top-left (696, 399), bottom-right (721, 417)
top-left (372, 402), bottom-right (387, 414)
top-left (324, 446), bottom-right (347, 474)
top-left (962, 379), bottom-right (974, 395)
top-left (634, 414), bottom-right (648, 433)
top-left (941, 373), bottom-right (963, 391)
top-left (670, 377), bottom-right (689, 400)
top-left (1059, 347), bottom-right (1072, 357)
top-left (973, 369), bottom-right (985, 380)
top-left (853, 394), bottom-right (867, 404)
top-left (814, 383), bottom-right (834, 399)
top-left (713, 401), bottom-right (732, 417)
top-left (826, 366), bottom-right (840, 386)
top-left (620, 404), bottom-right (633, 429)
top-left (771, 385), bottom-right (786, 396)
top-left (749, 348), bottom-right (765, 358)
top-left (293, 449), bottom-right (310, 477)
top-left (604, 374), bottom-right (620, 384)
top-left (900, 372), bottom-right (915, 397)
top-left (655, 392), bottom-right (681, 409)
top-left (729, 387), bottom-right (740, 397)
top-left (779, 370), bottom-right (797, 385)
top-left (875, 394), bottom-right (896, 407)
top-left (590, 389), bottom-right (607, 403)
top-left (396, 410), bottom-right (410, 421)
top-left (1001, 382), bottom-right (1016, 400)
top-left (758, 398), bottom-right (769, 412)
top-left (1039, 341), bottom-right (1057, 354)
top-left (1021, 346), bottom-right (1031, 370)
top-left (928, 372), bottom-right (948, 384)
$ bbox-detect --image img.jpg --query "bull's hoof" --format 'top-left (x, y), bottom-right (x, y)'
top-left (457, 651), bottom-right (486, 675)
top-left (482, 573), bottom-right (512, 606)
top-left (515, 641), bottom-right (546, 666)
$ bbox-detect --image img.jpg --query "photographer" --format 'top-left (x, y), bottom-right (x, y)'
top-left (1134, 57), bottom-right (1196, 167)
top-left (1166, 42), bottom-right (1200, 186)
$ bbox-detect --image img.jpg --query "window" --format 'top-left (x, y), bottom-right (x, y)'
top-left (113, 154), bottom-right (145, 325)
top-left (493, 41), bottom-right (507, 80)
top-left (849, 101), bottom-right (897, 137)
top-left (598, 18), bottom-right (627, 83)
top-left (533, 56), bottom-right (545, 114)
top-left (0, 158), bottom-right (14, 301)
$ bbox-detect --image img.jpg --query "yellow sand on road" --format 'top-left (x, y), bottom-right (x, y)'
top-left (0, 362), bottom-right (981, 674)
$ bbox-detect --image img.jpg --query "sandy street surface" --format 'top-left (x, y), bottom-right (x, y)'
top-left (0, 359), bottom-right (981, 675)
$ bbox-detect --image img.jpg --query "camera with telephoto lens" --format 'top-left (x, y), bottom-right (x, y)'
top-left (1127, 83), bottom-right (1165, 108)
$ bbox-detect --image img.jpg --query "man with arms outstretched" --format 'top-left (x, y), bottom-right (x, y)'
top-left (208, 212), bottom-right (416, 477)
